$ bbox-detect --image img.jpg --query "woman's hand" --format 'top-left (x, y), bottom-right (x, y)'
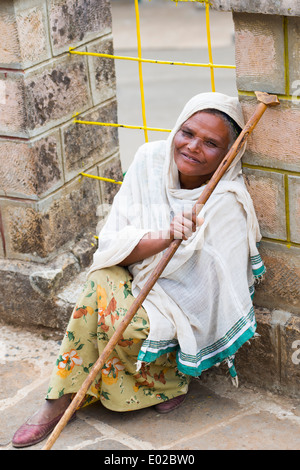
top-left (119, 211), bottom-right (204, 266)
top-left (169, 210), bottom-right (204, 241)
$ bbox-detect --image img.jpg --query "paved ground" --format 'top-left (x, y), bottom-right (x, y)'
top-left (1, 323), bottom-right (300, 452)
top-left (0, 326), bottom-right (300, 452)
top-left (1, 0), bottom-right (300, 454)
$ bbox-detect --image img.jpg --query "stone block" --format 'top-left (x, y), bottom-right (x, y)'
top-left (0, 249), bottom-right (94, 331)
top-left (15, 0), bottom-right (51, 68)
top-left (0, 256), bottom-right (75, 330)
top-left (70, 233), bottom-right (97, 269)
top-left (288, 17), bottom-right (300, 98)
top-left (48, 0), bottom-right (112, 55)
top-left (280, 313), bottom-right (300, 396)
top-left (0, 0), bottom-right (51, 69)
top-left (87, 35), bottom-right (117, 106)
top-left (0, 71), bottom-right (27, 136)
top-left (211, 0), bottom-right (300, 17)
top-left (29, 251), bottom-right (80, 298)
top-left (288, 176), bottom-right (300, 244)
top-left (0, 199), bottom-right (42, 260)
top-left (62, 100), bottom-right (119, 181)
top-left (94, 153), bottom-right (123, 237)
top-left (240, 96), bottom-right (300, 172)
top-left (243, 168), bottom-right (286, 240)
top-left (235, 308), bottom-right (280, 392)
top-left (254, 241), bottom-right (300, 315)
top-left (236, 307), bottom-right (300, 398)
top-left (0, 131), bottom-right (63, 199)
top-left (98, 153), bottom-right (123, 205)
top-left (0, 2), bottom-right (21, 67)
top-left (38, 168), bottom-right (101, 258)
top-left (24, 53), bottom-right (91, 136)
top-left (233, 13), bottom-right (285, 94)
top-left (0, 169), bottom-right (101, 262)
top-left (0, 232), bottom-right (4, 258)
top-left (0, 53), bottom-right (91, 138)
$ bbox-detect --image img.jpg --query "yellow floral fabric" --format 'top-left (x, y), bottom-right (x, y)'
top-left (46, 266), bottom-right (189, 411)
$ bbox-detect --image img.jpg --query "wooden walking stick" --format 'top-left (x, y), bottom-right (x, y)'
top-left (43, 91), bottom-right (279, 450)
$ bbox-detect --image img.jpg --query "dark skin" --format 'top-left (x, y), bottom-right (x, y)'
top-left (173, 111), bottom-right (230, 189)
top-left (26, 112), bottom-right (231, 425)
top-left (119, 111), bottom-right (231, 266)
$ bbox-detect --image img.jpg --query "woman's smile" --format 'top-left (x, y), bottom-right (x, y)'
top-left (180, 152), bottom-right (202, 164)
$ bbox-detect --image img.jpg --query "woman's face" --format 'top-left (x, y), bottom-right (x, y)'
top-left (173, 111), bottom-right (231, 189)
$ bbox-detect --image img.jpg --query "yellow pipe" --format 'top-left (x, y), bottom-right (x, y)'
top-left (171, 0), bottom-right (211, 3)
top-left (73, 116), bottom-right (171, 133)
top-left (284, 173), bottom-right (291, 244)
top-left (69, 49), bottom-right (235, 69)
top-left (261, 237), bottom-right (300, 249)
top-left (242, 162), bottom-right (300, 178)
top-left (205, 2), bottom-right (215, 92)
top-left (134, 0), bottom-right (148, 142)
top-left (80, 172), bottom-right (123, 185)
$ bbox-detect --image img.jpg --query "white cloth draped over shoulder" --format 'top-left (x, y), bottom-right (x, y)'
top-left (89, 92), bottom-right (265, 379)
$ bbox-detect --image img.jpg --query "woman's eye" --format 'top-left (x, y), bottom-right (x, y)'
top-left (205, 140), bottom-right (217, 148)
top-left (181, 129), bottom-right (192, 137)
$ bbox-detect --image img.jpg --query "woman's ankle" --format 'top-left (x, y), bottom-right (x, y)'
top-left (28, 394), bottom-right (72, 425)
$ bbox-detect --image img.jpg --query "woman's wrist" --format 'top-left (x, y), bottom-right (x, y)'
top-left (119, 231), bottom-right (173, 266)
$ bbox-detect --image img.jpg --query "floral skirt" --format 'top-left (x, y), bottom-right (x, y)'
top-left (46, 266), bottom-right (189, 412)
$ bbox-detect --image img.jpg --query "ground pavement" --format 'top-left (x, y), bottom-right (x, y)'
top-left (1, 323), bottom-right (300, 451)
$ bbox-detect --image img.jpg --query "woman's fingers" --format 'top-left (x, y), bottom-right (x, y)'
top-left (197, 216), bottom-right (204, 226)
top-left (172, 216), bottom-right (193, 240)
top-left (171, 212), bottom-right (204, 240)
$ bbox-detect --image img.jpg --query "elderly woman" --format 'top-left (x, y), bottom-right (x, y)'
top-left (12, 92), bottom-right (264, 447)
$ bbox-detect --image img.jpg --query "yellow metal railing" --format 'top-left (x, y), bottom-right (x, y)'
top-left (72, 0), bottom-right (236, 185)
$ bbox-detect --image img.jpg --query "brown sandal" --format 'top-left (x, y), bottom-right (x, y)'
top-left (12, 412), bottom-right (76, 448)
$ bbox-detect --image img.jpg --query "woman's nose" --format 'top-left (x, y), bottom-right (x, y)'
top-left (187, 137), bottom-right (201, 152)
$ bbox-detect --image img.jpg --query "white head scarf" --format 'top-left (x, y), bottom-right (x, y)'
top-left (89, 92), bottom-right (264, 378)
top-left (166, 92), bottom-right (246, 192)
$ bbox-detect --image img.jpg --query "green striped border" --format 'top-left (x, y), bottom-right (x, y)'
top-left (137, 252), bottom-right (264, 375)
top-left (251, 252), bottom-right (266, 279)
top-left (138, 306), bottom-right (256, 377)
top-left (177, 317), bottom-right (256, 377)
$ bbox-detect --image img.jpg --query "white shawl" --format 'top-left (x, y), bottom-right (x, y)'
top-left (89, 92), bottom-right (265, 378)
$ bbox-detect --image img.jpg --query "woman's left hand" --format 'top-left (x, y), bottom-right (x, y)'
top-left (170, 210), bottom-right (204, 241)
top-left (119, 212), bottom-right (204, 266)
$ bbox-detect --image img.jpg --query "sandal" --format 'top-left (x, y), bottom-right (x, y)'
top-left (154, 394), bottom-right (187, 414)
top-left (12, 412), bottom-right (76, 448)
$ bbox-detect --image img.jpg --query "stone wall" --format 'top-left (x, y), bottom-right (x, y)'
top-left (0, 0), bottom-right (122, 331)
top-left (211, 0), bottom-right (300, 397)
